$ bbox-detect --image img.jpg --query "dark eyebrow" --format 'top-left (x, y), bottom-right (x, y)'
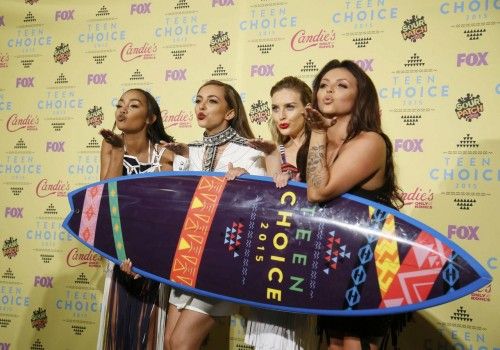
top-left (321, 77), bottom-right (349, 83)
top-left (196, 94), bottom-right (220, 100)
top-left (118, 98), bottom-right (143, 104)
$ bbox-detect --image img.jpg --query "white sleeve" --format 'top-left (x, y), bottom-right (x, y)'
top-left (243, 150), bottom-right (266, 176)
top-left (173, 155), bottom-right (189, 171)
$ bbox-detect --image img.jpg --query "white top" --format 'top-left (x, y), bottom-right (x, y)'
top-left (174, 142), bottom-right (266, 175)
top-left (191, 142), bottom-right (266, 174)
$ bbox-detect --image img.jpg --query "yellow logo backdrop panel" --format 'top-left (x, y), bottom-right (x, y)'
top-left (0, 0), bottom-right (498, 349)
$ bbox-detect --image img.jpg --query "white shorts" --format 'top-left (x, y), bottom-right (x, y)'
top-left (169, 288), bottom-right (238, 316)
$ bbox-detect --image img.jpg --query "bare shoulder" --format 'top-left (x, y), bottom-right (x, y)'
top-left (358, 131), bottom-right (385, 142)
top-left (345, 131), bottom-right (386, 151)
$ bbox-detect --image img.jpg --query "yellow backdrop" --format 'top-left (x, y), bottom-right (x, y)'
top-left (0, 0), bottom-right (498, 349)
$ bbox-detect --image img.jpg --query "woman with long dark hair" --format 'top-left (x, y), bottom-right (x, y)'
top-left (98, 88), bottom-right (176, 349)
top-left (301, 59), bottom-right (405, 350)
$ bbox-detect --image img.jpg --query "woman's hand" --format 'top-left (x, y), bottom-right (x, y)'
top-left (100, 129), bottom-right (124, 148)
top-left (120, 258), bottom-right (141, 279)
top-left (160, 141), bottom-right (189, 158)
top-left (273, 171), bottom-right (291, 188)
top-left (304, 105), bottom-right (337, 132)
top-left (247, 138), bottom-right (277, 155)
top-left (225, 162), bottom-right (248, 181)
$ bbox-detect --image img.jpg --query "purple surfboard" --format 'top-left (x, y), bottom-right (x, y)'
top-left (62, 171), bottom-right (491, 316)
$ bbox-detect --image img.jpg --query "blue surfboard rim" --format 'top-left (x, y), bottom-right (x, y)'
top-left (63, 170), bottom-right (492, 316)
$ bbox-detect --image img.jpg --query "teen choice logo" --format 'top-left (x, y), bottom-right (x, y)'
top-left (455, 93), bottom-right (483, 122)
top-left (210, 31), bottom-right (230, 54)
top-left (31, 307), bottom-right (48, 330)
top-left (249, 100), bottom-right (270, 125)
top-left (86, 105), bottom-right (104, 127)
top-left (53, 43), bottom-right (70, 64)
top-left (2, 237), bottom-right (19, 259)
top-left (401, 15), bottom-right (427, 42)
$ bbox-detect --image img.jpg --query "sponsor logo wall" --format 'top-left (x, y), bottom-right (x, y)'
top-left (0, 1), bottom-right (498, 349)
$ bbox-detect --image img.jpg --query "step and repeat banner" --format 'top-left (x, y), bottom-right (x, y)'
top-left (0, 0), bottom-right (498, 349)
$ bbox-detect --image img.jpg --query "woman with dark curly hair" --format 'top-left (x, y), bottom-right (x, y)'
top-left (302, 59), bottom-right (406, 350)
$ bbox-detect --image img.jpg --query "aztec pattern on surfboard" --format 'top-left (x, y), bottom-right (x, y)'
top-left (64, 173), bottom-right (491, 316)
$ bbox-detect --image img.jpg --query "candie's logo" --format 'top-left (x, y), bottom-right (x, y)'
top-left (86, 106), bottom-right (104, 127)
top-left (161, 109), bottom-right (193, 128)
top-left (210, 31), bottom-right (230, 54)
top-left (401, 15), bottom-right (427, 42)
top-left (0, 52), bottom-right (8, 68)
top-left (455, 93), bottom-right (483, 122)
top-left (401, 187), bottom-right (433, 209)
top-left (290, 29), bottom-right (335, 51)
top-left (3, 237), bottom-right (19, 259)
top-left (6, 114), bottom-right (39, 132)
top-left (31, 307), bottom-right (48, 331)
top-left (66, 247), bottom-right (102, 268)
top-left (120, 42), bottom-right (157, 62)
top-left (35, 179), bottom-right (70, 198)
top-left (249, 100), bottom-right (270, 125)
top-left (470, 283), bottom-right (491, 302)
top-left (53, 43), bottom-right (70, 64)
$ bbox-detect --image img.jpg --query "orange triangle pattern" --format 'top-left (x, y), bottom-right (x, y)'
top-left (170, 176), bottom-right (227, 287)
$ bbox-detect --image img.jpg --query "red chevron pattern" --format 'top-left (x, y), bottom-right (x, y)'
top-left (380, 230), bottom-right (452, 308)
